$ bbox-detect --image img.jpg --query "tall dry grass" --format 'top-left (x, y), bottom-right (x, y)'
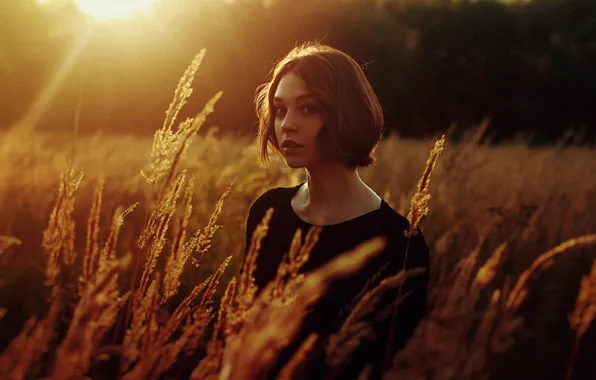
top-left (0, 49), bottom-right (594, 379)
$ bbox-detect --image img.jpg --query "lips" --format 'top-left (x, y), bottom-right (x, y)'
top-left (282, 140), bottom-right (303, 148)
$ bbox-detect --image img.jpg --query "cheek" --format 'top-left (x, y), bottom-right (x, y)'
top-left (273, 122), bottom-right (281, 139)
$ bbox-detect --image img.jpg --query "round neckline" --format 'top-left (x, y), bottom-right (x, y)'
top-left (288, 182), bottom-right (387, 227)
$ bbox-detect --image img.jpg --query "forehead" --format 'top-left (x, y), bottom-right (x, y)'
top-left (273, 72), bottom-right (313, 102)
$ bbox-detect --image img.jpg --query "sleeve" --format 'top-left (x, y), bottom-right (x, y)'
top-left (337, 228), bottom-right (430, 379)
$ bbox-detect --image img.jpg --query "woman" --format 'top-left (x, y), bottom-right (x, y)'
top-left (241, 42), bottom-right (430, 379)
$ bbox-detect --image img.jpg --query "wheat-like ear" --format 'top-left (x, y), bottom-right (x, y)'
top-left (233, 207), bottom-right (274, 319)
top-left (325, 267), bottom-right (425, 374)
top-left (164, 49), bottom-right (206, 133)
top-left (472, 241), bottom-right (507, 289)
top-left (385, 134), bottom-right (446, 369)
top-left (461, 289), bottom-right (501, 377)
top-left (270, 225), bottom-right (322, 303)
top-left (50, 254), bottom-right (132, 380)
top-left (0, 285), bottom-right (61, 379)
top-left (277, 333), bottom-right (319, 380)
top-left (506, 234), bottom-right (596, 311)
top-left (162, 175), bottom-right (195, 304)
top-left (140, 49), bottom-right (206, 187)
top-left (190, 277), bottom-right (237, 380)
top-left (42, 165), bottom-right (84, 287)
top-left (406, 134), bottom-right (446, 235)
top-left (146, 257), bottom-right (233, 380)
top-left (190, 183), bottom-right (232, 269)
top-left (79, 174), bottom-right (104, 296)
top-left (566, 257), bottom-right (596, 380)
top-left (0, 235), bottom-right (21, 256)
top-left (220, 237), bottom-right (387, 380)
top-left (97, 203), bottom-right (137, 274)
top-left (137, 172), bottom-right (186, 300)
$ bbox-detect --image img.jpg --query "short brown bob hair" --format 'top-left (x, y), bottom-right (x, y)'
top-left (255, 42), bottom-right (386, 170)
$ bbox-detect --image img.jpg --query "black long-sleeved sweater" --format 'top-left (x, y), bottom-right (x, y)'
top-left (240, 182), bottom-right (430, 379)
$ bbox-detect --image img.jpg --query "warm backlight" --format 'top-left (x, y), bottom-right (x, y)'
top-left (74, 0), bottom-right (158, 21)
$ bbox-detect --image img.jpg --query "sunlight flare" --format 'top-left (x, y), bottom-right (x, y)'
top-left (74, 0), bottom-right (158, 21)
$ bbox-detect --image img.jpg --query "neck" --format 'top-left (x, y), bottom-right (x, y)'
top-left (300, 162), bottom-right (366, 212)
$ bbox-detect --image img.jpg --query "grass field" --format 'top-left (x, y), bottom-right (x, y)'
top-left (0, 54), bottom-right (595, 379)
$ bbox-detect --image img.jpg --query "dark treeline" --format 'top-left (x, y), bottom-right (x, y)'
top-left (1, 0), bottom-right (595, 145)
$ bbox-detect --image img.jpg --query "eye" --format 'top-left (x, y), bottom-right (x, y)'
top-left (301, 105), bottom-right (318, 114)
top-left (273, 106), bottom-right (287, 117)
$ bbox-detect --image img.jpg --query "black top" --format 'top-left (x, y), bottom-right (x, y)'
top-left (241, 182), bottom-right (430, 379)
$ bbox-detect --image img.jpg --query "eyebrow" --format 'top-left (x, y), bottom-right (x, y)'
top-left (273, 94), bottom-right (314, 103)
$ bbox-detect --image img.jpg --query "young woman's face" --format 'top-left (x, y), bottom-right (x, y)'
top-left (273, 72), bottom-right (326, 169)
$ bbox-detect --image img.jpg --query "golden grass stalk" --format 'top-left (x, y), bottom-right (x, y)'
top-left (154, 275), bottom-right (212, 350)
top-left (472, 242), bottom-right (507, 288)
top-left (444, 246), bottom-right (481, 313)
top-left (121, 277), bottom-right (162, 372)
top-left (189, 184), bottom-right (231, 270)
top-left (125, 306), bottom-right (214, 380)
top-left (326, 322), bottom-right (375, 371)
top-left (568, 257), bottom-right (596, 340)
top-left (226, 223), bottom-right (322, 348)
top-left (79, 174), bottom-right (104, 296)
top-left (124, 256), bottom-right (231, 379)
top-left (151, 310), bottom-right (213, 380)
top-left (565, 257), bottom-right (596, 380)
top-left (49, 254), bottom-right (131, 380)
top-left (406, 134), bottom-right (446, 235)
top-left (196, 255), bottom-right (233, 313)
top-left (335, 268), bottom-right (426, 343)
top-left (136, 48), bottom-right (221, 294)
top-left (138, 170), bottom-right (186, 251)
top-left (121, 51), bottom-right (223, 366)
top-left (0, 286), bottom-right (61, 380)
top-left (152, 90), bottom-right (223, 205)
top-left (164, 50), bottom-right (206, 134)
top-left (278, 333), bottom-right (319, 380)
top-left (138, 172), bottom-right (186, 299)
top-left (214, 277), bottom-right (237, 344)
top-left (140, 49), bottom-right (206, 186)
top-left (324, 267), bottom-right (425, 377)
top-left (220, 237), bottom-right (387, 380)
top-left (181, 255), bottom-right (232, 353)
top-left (122, 309), bottom-right (212, 380)
top-left (271, 226), bottom-right (322, 302)
top-left (385, 134), bottom-right (446, 369)
top-left (432, 222), bottom-right (462, 257)
top-left (0, 235), bottom-right (21, 256)
top-left (162, 174), bottom-right (195, 304)
top-left (42, 166), bottom-right (84, 287)
top-left (98, 204), bottom-right (137, 273)
top-left (190, 340), bottom-right (224, 380)
top-left (461, 289), bottom-right (501, 378)
top-left (0, 317), bottom-right (37, 378)
top-left (231, 206), bottom-right (274, 331)
top-left (386, 241), bottom-right (509, 379)
top-left (506, 234), bottom-right (596, 311)
top-left (191, 277), bottom-right (237, 379)
top-left (124, 172), bottom-right (184, 346)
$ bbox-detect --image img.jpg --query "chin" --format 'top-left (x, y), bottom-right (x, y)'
top-left (284, 159), bottom-right (307, 169)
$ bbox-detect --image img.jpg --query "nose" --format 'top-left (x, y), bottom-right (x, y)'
top-left (280, 111), bottom-right (298, 133)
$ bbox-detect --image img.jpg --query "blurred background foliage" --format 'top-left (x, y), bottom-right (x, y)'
top-left (1, 0), bottom-right (595, 146)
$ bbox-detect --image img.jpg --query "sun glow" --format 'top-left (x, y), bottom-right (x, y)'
top-left (74, 0), bottom-right (158, 21)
